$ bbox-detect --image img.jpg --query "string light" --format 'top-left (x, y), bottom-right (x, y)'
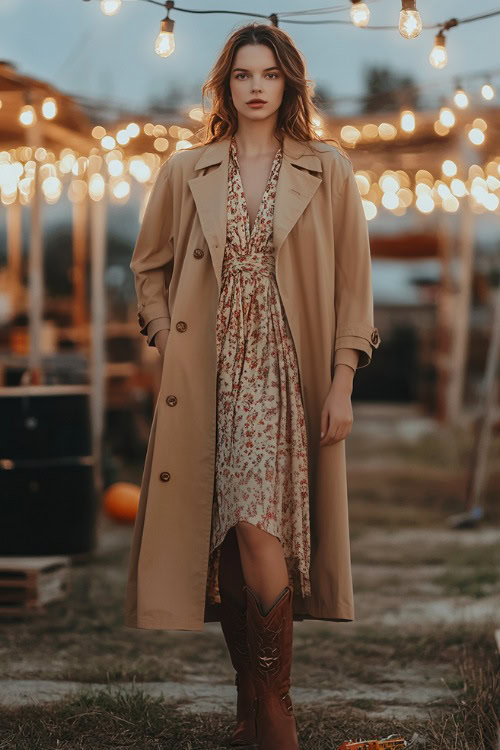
top-left (112, 179), bottom-right (131, 200)
top-left (468, 121), bottom-right (486, 146)
top-left (481, 81), bottom-right (495, 100)
top-left (100, 0), bottom-right (121, 16)
top-left (4, 2), bottom-right (500, 217)
top-left (19, 104), bottom-right (36, 127)
top-left (2, 133), bottom-right (498, 216)
top-left (81, 0), bottom-right (500, 75)
top-left (108, 159), bottom-right (124, 176)
top-left (442, 160), bottom-right (457, 177)
top-left (154, 0), bottom-right (175, 58)
top-left (89, 173), bottom-right (105, 201)
top-left (42, 176), bottom-right (63, 202)
top-left (101, 135), bottom-right (116, 150)
top-left (42, 97), bottom-right (57, 119)
top-left (454, 84), bottom-right (469, 109)
top-left (350, 0), bottom-right (370, 28)
top-left (400, 110), bottom-right (416, 133)
top-left (429, 31), bottom-right (447, 69)
top-left (116, 129), bottom-right (130, 145)
top-left (399, 0), bottom-right (422, 39)
top-left (439, 107), bottom-right (455, 128)
top-left (126, 122), bottom-right (141, 137)
top-left (155, 14), bottom-right (175, 57)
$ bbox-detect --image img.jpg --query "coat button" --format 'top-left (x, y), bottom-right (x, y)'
top-left (193, 248), bottom-right (204, 258)
top-left (159, 471), bottom-right (171, 482)
top-left (176, 321), bottom-right (187, 332)
top-left (371, 329), bottom-right (379, 345)
top-left (166, 395), bottom-right (177, 406)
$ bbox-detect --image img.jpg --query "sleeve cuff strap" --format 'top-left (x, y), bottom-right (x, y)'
top-left (334, 348), bottom-right (359, 372)
top-left (146, 317), bottom-right (171, 346)
top-left (334, 330), bottom-right (381, 370)
top-left (137, 303), bottom-right (171, 337)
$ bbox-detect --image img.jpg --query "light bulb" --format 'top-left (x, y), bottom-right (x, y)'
top-left (481, 83), bottom-right (495, 100)
top-left (439, 107), bottom-right (455, 127)
top-left (155, 16), bottom-right (175, 58)
top-left (101, 0), bottom-right (121, 16)
top-left (42, 97), bottom-right (57, 119)
top-left (19, 104), bottom-right (36, 127)
top-left (399, 0), bottom-right (422, 39)
top-left (454, 87), bottom-right (469, 109)
top-left (468, 128), bottom-right (485, 145)
top-left (350, 1), bottom-right (370, 27)
top-left (429, 32), bottom-right (447, 69)
top-left (126, 122), bottom-right (140, 137)
top-left (400, 110), bottom-right (415, 132)
top-left (89, 173), bottom-right (105, 202)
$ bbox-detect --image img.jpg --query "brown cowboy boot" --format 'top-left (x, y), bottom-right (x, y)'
top-left (219, 591), bottom-right (258, 746)
top-left (244, 584), bottom-right (299, 750)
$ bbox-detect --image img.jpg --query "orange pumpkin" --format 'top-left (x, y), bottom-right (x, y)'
top-left (103, 482), bottom-right (141, 523)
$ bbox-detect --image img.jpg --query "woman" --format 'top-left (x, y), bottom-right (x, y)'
top-left (126, 22), bottom-right (380, 750)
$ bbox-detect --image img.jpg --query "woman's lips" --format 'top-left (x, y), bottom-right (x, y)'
top-left (247, 101), bottom-right (266, 107)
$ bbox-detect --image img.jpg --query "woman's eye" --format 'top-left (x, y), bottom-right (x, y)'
top-left (234, 73), bottom-right (279, 80)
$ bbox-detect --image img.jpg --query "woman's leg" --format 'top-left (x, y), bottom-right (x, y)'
top-left (217, 526), bottom-right (258, 745)
top-left (236, 521), bottom-right (299, 748)
top-left (234, 520), bottom-right (289, 613)
top-left (218, 525), bottom-right (246, 608)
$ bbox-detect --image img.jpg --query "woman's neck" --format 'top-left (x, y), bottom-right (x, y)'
top-left (232, 121), bottom-right (282, 159)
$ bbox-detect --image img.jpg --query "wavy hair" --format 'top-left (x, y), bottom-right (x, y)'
top-left (192, 21), bottom-right (347, 159)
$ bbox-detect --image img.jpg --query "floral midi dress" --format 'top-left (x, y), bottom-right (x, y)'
top-left (206, 136), bottom-right (312, 604)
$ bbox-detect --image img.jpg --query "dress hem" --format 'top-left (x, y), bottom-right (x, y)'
top-left (206, 518), bottom-right (312, 606)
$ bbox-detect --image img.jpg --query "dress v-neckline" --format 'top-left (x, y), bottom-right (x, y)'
top-left (230, 137), bottom-right (282, 239)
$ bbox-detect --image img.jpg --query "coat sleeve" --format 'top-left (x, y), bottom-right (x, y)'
top-left (334, 347), bottom-right (359, 372)
top-left (130, 159), bottom-right (175, 345)
top-left (332, 156), bottom-right (381, 369)
top-left (146, 317), bottom-right (171, 347)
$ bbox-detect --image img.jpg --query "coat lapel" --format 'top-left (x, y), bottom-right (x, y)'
top-left (188, 133), bottom-right (323, 295)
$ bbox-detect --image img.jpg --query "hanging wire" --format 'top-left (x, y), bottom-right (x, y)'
top-left (82, 0), bottom-right (500, 109)
top-left (86, 0), bottom-right (500, 34)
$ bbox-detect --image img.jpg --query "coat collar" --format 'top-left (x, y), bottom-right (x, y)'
top-left (187, 133), bottom-right (323, 296)
top-left (193, 133), bottom-right (323, 173)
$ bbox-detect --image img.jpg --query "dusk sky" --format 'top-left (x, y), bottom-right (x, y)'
top-left (2, 0), bottom-right (499, 115)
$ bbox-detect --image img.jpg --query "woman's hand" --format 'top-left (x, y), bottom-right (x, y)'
top-left (319, 364), bottom-right (354, 446)
top-left (153, 328), bottom-right (170, 358)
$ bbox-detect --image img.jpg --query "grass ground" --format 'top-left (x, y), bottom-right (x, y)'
top-left (0, 410), bottom-right (499, 748)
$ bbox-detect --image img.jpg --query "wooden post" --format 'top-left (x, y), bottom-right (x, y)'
top-left (464, 281), bottom-right (500, 512)
top-left (89, 177), bottom-right (107, 497)
top-left (27, 155), bottom-right (43, 383)
top-left (446, 131), bottom-right (477, 424)
top-left (435, 214), bottom-right (454, 422)
top-left (446, 202), bottom-right (475, 423)
top-left (72, 192), bottom-right (89, 329)
top-left (6, 199), bottom-right (22, 314)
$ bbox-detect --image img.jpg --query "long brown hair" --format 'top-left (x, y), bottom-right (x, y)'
top-left (193, 21), bottom-right (347, 159)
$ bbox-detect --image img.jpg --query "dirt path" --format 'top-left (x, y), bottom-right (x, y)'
top-left (0, 518), bottom-right (498, 725)
top-left (0, 675), bottom-right (454, 721)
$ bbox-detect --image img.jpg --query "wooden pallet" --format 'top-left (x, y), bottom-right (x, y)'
top-left (0, 556), bottom-right (71, 616)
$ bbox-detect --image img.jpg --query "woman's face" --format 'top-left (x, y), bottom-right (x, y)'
top-left (229, 43), bottom-right (286, 122)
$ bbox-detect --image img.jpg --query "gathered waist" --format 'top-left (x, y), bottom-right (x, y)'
top-left (222, 252), bottom-right (276, 277)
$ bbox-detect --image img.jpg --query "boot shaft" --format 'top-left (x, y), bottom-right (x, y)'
top-left (244, 584), bottom-right (299, 749)
top-left (244, 585), bottom-right (294, 695)
top-left (219, 592), bottom-right (251, 673)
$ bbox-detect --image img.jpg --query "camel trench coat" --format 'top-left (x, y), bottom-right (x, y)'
top-left (125, 133), bottom-right (381, 631)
